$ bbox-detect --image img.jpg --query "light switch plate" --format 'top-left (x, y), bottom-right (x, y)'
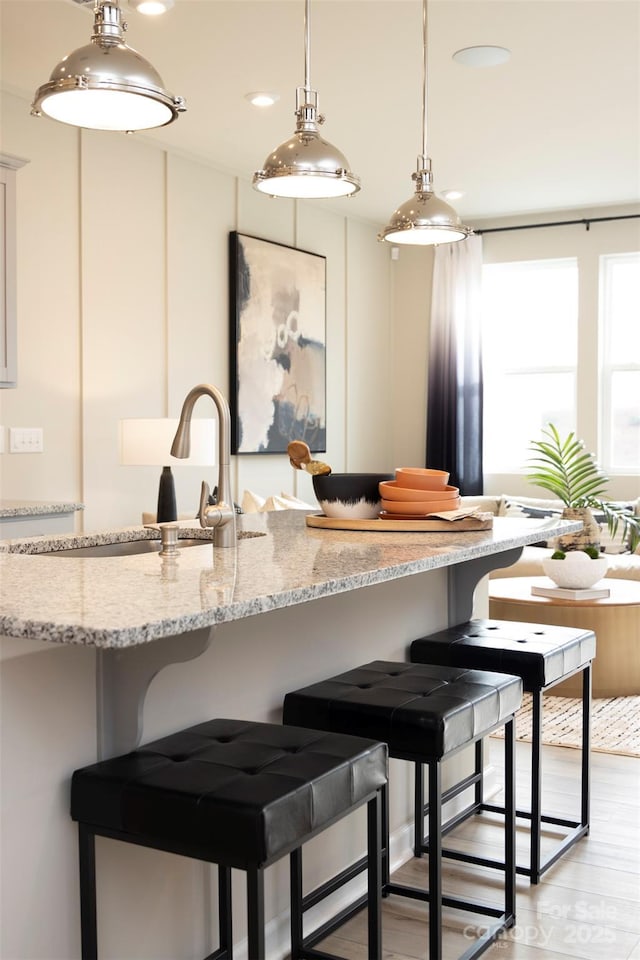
top-left (9, 427), bottom-right (44, 453)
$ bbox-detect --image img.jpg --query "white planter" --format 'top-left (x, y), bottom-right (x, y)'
top-left (542, 554), bottom-right (608, 589)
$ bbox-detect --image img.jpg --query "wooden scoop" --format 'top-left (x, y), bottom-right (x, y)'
top-left (287, 441), bottom-right (332, 476)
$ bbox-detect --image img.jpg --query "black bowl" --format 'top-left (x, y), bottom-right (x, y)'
top-left (312, 473), bottom-right (393, 519)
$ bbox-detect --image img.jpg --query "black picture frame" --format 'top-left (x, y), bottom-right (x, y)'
top-left (229, 232), bottom-right (327, 455)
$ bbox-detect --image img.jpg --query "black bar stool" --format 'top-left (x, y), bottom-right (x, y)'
top-left (410, 618), bottom-right (595, 883)
top-left (283, 660), bottom-right (523, 960)
top-left (71, 718), bottom-right (387, 960)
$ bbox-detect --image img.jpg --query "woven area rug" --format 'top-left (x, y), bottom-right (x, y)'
top-left (491, 693), bottom-right (640, 758)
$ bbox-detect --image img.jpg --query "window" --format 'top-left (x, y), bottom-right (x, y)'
top-left (600, 252), bottom-right (640, 472)
top-left (481, 258), bottom-right (579, 473)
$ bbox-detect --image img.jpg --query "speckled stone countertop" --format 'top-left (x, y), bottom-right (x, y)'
top-left (0, 511), bottom-right (581, 649)
top-left (0, 499), bottom-right (84, 518)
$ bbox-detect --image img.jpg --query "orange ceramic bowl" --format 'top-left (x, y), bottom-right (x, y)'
top-left (379, 480), bottom-right (459, 502)
top-left (380, 497), bottom-right (462, 516)
top-left (395, 467), bottom-right (450, 490)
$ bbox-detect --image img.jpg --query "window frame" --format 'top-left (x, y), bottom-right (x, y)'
top-left (598, 251), bottom-right (640, 475)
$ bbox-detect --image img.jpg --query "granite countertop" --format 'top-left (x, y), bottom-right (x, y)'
top-left (0, 511), bottom-right (581, 649)
top-left (0, 499), bottom-right (84, 518)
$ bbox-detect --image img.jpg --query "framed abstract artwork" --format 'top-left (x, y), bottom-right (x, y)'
top-left (229, 232), bottom-right (327, 454)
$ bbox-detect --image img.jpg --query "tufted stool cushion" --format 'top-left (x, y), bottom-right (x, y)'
top-left (71, 718), bottom-right (387, 959)
top-left (283, 660), bottom-right (522, 761)
top-left (284, 660), bottom-right (522, 960)
top-left (410, 618), bottom-right (596, 692)
top-left (72, 717), bottom-right (386, 868)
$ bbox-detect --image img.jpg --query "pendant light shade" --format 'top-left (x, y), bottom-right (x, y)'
top-left (253, 0), bottom-right (359, 199)
top-left (31, 0), bottom-right (185, 132)
top-left (380, 0), bottom-right (471, 245)
top-left (379, 158), bottom-right (471, 245)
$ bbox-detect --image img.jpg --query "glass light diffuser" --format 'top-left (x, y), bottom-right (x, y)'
top-left (31, 0), bottom-right (185, 132)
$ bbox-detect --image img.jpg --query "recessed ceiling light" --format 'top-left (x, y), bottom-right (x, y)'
top-left (441, 189), bottom-right (464, 201)
top-left (129, 0), bottom-right (174, 14)
top-left (453, 45), bottom-right (511, 67)
top-left (245, 92), bottom-right (280, 108)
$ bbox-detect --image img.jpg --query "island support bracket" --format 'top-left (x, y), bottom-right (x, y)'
top-left (448, 548), bottom-right (523, 624)
top-left (95, 627), bottom-right (214, 759)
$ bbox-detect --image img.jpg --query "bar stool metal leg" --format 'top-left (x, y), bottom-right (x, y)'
top-left (581, 664), bottom-right (592, 831)
top-left (414, 761), bottom-right (425, 859)
top-left (504, 719), bottom-right (516, 924)
top-left (428, 760), bottom-right (443, 960)
top-left (474, 739), bottom-right (484, 807)
top-left (246, 867), bottom-right (265, 959)
top-left (78, 823), bottom-right (98, 960)
top-left (367, 793), bottom-right (383, 959)
top-left (217, 866), bottom-right (232, 959)
top-left (290, 847), bottom-right (303, 960)
top-left (530, 690), bottom-right (543, 883)
top-left (381, 781), bottom-right (391, 889)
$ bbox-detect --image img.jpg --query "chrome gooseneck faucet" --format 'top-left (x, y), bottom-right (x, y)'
top-left (171, 383), bottom-right (236, 547)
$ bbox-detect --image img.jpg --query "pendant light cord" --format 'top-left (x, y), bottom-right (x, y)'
top-left (421, 0), bottom-right (428, 159)
top-left (304, 0), bottom-right (311, 95)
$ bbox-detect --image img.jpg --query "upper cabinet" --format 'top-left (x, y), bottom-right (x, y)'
top-left (1, 153), bottom-right (28, 388)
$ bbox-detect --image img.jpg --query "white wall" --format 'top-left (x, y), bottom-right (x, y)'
top-left (0, 94), bottom-right (82, 508)
top-left (0, 90), bottom-right (411, 530)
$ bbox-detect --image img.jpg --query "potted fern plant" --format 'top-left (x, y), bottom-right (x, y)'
top-left (526, 423), bottom-right (639, 553)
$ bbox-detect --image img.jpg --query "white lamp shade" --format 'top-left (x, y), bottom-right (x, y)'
top-left (120, 418), bottom-right (216, 466)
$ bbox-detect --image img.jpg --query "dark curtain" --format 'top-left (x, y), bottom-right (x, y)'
top-left (425, 236), bottom-right (484, 495)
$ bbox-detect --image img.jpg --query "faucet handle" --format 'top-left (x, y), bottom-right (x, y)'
top-left (199, 481), bottom-right (212, 526)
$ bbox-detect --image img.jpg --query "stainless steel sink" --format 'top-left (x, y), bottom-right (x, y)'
top-left (46, 538), bottom-right (210, 558)
top-left (37, 530), bottom-right (265, 558)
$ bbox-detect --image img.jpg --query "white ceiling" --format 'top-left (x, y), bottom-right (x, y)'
top-left (1, 0), bottom-right (639, 226)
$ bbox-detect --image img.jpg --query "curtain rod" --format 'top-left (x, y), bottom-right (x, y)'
top-left (474, 213), bottom-right (640, 236)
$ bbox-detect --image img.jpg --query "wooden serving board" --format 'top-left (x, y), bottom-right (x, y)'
top-left (305, 513), bottom-right (493, 532)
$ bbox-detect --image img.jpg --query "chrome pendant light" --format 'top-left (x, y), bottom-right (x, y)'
top-left (31, 0), bottom-right (185, 132)
top-left (379, 0), bottom-right (471, 245)
top-left (253, 0), bottom-right (360, 199)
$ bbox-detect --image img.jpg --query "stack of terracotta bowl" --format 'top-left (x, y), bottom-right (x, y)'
top-left (379, 467), bottom-right (461, 518)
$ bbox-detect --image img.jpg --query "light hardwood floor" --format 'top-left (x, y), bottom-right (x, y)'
top-left (318, 739), bottom-right (640, 960)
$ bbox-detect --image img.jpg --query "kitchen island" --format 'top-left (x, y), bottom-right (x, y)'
top-left (0, 510), bottom-right (580, 959)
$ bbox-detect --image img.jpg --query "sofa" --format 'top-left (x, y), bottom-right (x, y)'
top-left (462, 494), bottom-right (640, 582)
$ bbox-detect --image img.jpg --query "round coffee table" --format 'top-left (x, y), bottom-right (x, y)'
top-left (488, 577), bottom-right (640, 698)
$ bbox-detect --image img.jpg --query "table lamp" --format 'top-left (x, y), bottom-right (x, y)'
top-left (119, 418), bottom-right (216, 522)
